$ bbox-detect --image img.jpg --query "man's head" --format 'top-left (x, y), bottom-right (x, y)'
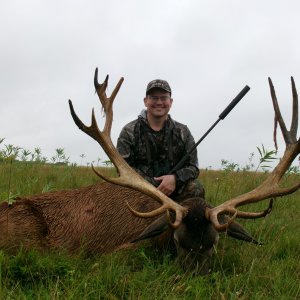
top-left (144, 79), bottom-right (173, 120)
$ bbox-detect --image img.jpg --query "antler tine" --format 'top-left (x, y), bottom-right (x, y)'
top-left (93, 68), bottom-right (124, 135)
top-left (70, 69), bottom-right (188, 228)
top-left (209, 201), bottom-right (274, 232)
top-left (126, 202), bottom-right (185, 228)
top-left (206, 78), bottom-right (300, 231)
top-left (268, 77), bottom-right (292, 144)
top-left (68, 100), bottom-right (99, 143)
top-left (290, 77), bottom-right (298, 138)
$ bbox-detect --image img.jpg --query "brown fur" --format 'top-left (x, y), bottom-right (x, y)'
top-left (0, 182), bottom-right (160, 254)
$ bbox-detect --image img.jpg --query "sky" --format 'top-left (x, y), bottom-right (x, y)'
top-left (1, 0), bottom-right (299, 170)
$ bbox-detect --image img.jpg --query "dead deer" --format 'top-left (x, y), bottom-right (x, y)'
top-left (0, 70), bottom-right (299, 275)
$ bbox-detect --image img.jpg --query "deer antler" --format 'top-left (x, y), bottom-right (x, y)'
top-left (206, 77), bottom-right (300, 231)
top-left (68, 68), bottom-right (188, 227)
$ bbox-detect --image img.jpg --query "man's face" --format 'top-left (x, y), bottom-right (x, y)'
top-left (144, 88), bottom-right (173, 119)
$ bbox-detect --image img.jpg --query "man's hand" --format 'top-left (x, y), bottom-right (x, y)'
top-left (154, 174), bottom-right (176, 196)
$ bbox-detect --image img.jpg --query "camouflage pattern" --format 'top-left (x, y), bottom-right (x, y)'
top-left (117, 110), bottom-right (202, 199)
top-left (146, 79), bottom-right (172, 95)
top-left (174, 179), bottom-right (205, 201)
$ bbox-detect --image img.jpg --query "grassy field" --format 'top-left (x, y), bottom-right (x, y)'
top-left (0, 158), bottom-right (299, 299)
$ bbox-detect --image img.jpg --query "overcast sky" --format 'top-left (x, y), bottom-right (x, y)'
top-left (1, 0), bottom-right (299, 170)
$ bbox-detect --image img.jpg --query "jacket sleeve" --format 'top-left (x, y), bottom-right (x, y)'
top-left (117, 124), bottom-right (135, 165)
top-left (173, 126), bottom-right (199, 185)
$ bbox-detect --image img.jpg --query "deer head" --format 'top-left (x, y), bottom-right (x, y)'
top-left (69, 70), bottom-right (299, 274)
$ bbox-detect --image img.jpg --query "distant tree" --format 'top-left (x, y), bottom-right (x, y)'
top-left (34, 147), bottom-right (42, 162)
top-left (103, 160), bottom-right (113, 167)
top-left (80, 153), bottom-right (86, 165)
top-left (21, 149), bottom-right (31, 161)
top-left (55, 148), bottom-right (65, 163)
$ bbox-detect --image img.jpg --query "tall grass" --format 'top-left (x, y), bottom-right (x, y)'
top-left (0, 147), bottom-right (299, 299)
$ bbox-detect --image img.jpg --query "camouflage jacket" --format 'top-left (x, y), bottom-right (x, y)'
top-left (117, 110), bottom-right (199, 194)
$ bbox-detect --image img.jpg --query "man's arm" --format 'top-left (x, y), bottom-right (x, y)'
top-left (116, 126), bottom-right (134, 164)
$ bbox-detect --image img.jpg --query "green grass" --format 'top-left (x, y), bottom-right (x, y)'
top-left (0, 160), bottom-right (299, 299)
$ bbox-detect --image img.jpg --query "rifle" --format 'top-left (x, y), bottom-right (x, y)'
top-left (169, 85), bottom-right (250, 174)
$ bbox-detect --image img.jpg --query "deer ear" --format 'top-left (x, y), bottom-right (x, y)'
top-left (131, 215), bottom-right (169, 243)
top-left (218, 215), bottom-right (261, 245)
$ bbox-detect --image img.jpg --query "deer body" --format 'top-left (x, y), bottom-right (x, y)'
top-left (0, 180), bottom-right (259, 276)
top-left (0, 182), bottom-right (163, 253)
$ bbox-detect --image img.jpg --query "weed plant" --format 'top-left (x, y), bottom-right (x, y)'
top-left (0, 142), bottom-right (299, 299)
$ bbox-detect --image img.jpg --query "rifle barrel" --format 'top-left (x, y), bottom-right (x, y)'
top-left (169, 85), bottom-right (251, 174)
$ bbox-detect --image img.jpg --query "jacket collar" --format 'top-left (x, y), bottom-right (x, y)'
top-left (138, 109), bottom-right (175, 130)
